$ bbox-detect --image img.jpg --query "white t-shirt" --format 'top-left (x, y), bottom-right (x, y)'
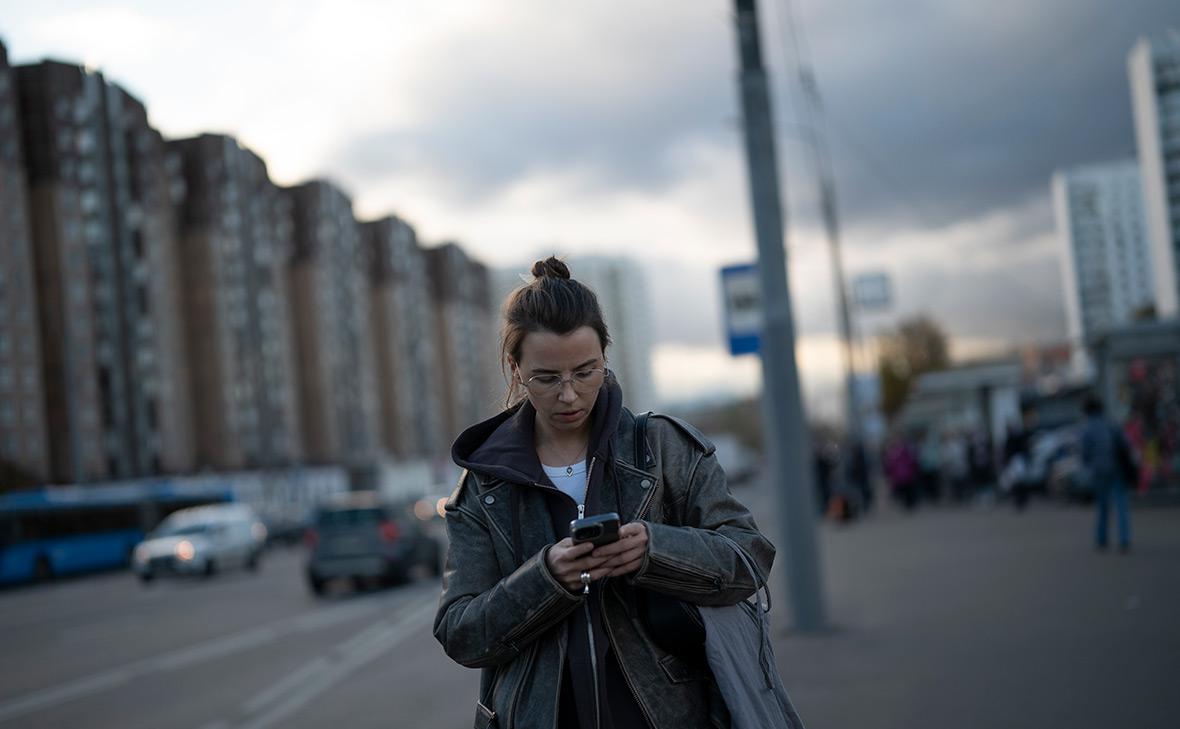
top-left (542, 460), bottom-right (588, 507)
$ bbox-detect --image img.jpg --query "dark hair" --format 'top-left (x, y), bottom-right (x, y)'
top-left (1083, 394), bottom-right (1104, 416)
top-left (500, 257), bottom-right (611, 406)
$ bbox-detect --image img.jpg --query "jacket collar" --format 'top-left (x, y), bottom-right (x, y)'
top-left (451, 374), bottom-right (626, 488)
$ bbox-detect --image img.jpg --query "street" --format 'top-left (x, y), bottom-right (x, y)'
top-left (2, 486), bottom-right (1179, 728)
top-left (0, 548), bottom-right (476, 729)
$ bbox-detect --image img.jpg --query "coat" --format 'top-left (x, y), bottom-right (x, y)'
top-left (433, 378), bottom-right (776, 729)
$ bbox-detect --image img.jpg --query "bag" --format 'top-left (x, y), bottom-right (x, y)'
top-left (699, 533), bottom-right (806, 729)
top-left (632, 411), bottom-right (707, 658)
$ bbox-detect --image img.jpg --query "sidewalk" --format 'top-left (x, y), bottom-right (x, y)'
top-left (762, 497), bottom-right (1180, 729)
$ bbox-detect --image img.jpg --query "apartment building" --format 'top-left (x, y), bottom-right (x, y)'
top-left (285, 180), bottom-right (380, 464)
top-left (362, 216), bottom-right (446, 460)
top-left (171, 134), bottom-right (303, 469)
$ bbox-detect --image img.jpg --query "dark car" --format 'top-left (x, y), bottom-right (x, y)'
top-left (304, 492), bottom-right (441, 596)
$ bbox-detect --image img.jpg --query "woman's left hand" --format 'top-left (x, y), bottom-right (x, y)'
top-left (591, 522), bottom-right (649, 578)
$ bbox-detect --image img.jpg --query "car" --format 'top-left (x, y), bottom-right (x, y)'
top-left (304, 492), bottom-right (442, 596)
top-left (132, 503), bottom-right (267, 583)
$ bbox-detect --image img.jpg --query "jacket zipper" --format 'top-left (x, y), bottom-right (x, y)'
top-left (581, 456), bottom-right (601, 729)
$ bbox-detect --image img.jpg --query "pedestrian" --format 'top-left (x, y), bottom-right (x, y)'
top-left (884, 431), bottom-right (918, 511)
top-left (1080, 395), bottom-right (1134, 553)
top-left (433, 257), bottom-right (777, 729)
top-left (1002, 403), bottom-right (1038, 511)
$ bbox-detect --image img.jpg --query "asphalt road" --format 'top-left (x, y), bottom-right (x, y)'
top-left (0, 547), bottom-right (477, 729)
top-left (4, 484), bottom-right (1178, 729)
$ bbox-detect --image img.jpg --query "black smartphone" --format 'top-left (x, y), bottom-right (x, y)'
top-left (570, 512), bottom-right (621, 547)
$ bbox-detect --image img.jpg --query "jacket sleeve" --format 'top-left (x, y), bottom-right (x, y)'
top-left (433, 478), bottom-right (583, 669)
top-left (629, 441), bottom-right (776, 607)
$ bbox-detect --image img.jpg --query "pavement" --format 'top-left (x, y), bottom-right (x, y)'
top-left (758, 490), bottom-right (1180, 729)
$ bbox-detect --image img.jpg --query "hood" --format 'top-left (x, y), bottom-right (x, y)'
top-left (452, 374), bottom-right (625, 487)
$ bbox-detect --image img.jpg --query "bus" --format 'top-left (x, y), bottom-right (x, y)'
top-left (0, 479), bottom-right (233, 586)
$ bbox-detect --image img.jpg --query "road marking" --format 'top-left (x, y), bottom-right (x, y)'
top-left (0, 669), bottom-right (133, 722)
top-left (232, 596), bottom-right (438, 729)
top-left (240, 658), bottom-right (330, 715)
top-left (0, 586), bottom-right (435, 725)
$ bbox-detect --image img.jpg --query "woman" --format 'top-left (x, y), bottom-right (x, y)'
top-left (434, 257), bottom-right (775, 729)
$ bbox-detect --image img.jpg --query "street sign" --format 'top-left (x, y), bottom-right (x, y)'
top-left (720, 263), bottom-right (762, 355)
top-left (852, 271), bottom-right (891, 311)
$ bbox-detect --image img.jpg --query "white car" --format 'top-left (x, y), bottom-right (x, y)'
top-left (133, 503), bottom-right (267, 583)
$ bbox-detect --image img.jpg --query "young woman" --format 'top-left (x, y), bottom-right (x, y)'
top-left (434, 257), bottom-right (775, 729)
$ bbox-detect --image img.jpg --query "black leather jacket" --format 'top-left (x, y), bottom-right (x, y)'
top-left (434, 380), bottom-right (775, 729)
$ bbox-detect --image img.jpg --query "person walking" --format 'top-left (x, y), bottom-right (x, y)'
top-left (433, 257), bottom-right (778, 729)
top-left (1080, 395), bottom-right (1134, 553)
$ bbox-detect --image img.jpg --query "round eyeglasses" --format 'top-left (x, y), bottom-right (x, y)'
top-left (520, 367), bottom-right (607, 396)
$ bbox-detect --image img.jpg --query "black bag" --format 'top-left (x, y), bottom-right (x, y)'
top-left (632, 411), bottom-right (706, 658)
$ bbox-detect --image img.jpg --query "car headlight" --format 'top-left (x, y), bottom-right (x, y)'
top-left (134, 545), bottom-right (150, 564)
top-left (175, 540), bottom-right (196, 561)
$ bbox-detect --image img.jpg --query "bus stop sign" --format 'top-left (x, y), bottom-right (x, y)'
top-left (721, 263), bottom-right (762, 355)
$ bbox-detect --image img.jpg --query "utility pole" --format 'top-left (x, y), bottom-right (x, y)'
top-left (731, 0), bottom-right (826, 631)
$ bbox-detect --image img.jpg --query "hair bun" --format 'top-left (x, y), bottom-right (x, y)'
top-left (531, 256), bottom-right (571, 280)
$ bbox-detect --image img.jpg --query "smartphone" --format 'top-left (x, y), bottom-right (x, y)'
top-left (570, 512), bottom-right (621, 547)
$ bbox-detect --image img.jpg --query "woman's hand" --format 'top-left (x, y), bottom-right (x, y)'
top-left (590, 522), bottom-right (649, 578)
top-left (546, 539), bottom-right (610, 593)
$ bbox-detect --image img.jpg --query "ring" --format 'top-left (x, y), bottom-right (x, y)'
top-left (580, 570), bottom-right (591, 595)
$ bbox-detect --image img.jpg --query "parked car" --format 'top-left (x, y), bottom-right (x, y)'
top-left (132, 503), bottom-right (268, 583)
top-left (304, 492), bottom-right (442, 596)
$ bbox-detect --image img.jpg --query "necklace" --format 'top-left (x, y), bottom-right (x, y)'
top-left (544, 438), bottom-right (588, 477)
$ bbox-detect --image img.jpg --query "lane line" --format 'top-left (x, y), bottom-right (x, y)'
top-left (0, 586), bottom-right (435, 725)
top-left (233, 596), bottom-right (438, 729)
top-left (240, 658), bottom-right (330, 715)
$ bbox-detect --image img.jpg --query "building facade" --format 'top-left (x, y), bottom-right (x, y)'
top-left (0, 41), bottom-right (50, 485)
top-left (426, 243), bottom-right (499, 442)
top-left (286, 181), bottom-right (380, 464)
top-left (16, 61), bottom-right (193, 481)
top-left (1052, 160), bottom-right (1154, 374)
top-left (1129, 31), bottom-right (1180, 317)
top-left (171, 134), bottom-right (303, 470)
top-left (362, 216), bottom-right (446, 460)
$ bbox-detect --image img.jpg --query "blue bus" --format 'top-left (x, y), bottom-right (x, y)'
top-left (0, 479), bottom-right (233, 586)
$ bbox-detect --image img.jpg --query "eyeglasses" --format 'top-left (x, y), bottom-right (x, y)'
top-left (520, 367), bottom-right (607, 395)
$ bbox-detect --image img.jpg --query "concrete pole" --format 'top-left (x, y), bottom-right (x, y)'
top-left (731, 0), bottom-right (827, 631)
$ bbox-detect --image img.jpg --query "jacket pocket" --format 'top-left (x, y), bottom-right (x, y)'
top-left (657, 652), bottom-right (711, 684)
top-left (473, 701), bottom-right (498, 729)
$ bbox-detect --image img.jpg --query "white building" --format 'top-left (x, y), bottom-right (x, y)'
top-left (1129, 30), bottom-right (1180, 317)
top-left (495, 256), bottom-right (656, 412)
top-left (1051, 160), bottom-right (1153, 376)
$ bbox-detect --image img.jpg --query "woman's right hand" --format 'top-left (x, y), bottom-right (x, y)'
top-left (546, 538), bottom-right (610, 593)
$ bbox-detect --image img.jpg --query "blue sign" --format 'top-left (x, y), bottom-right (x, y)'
top-left (720, 263), bottom-right (762, 356)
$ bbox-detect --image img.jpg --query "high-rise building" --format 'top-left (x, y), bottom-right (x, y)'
top-left (0, 41), bottom-right (50, 485)
top-left (16, 60), bottom-right (193, 481)
top-left (285, 180), bottom-right (380, 464)
top-left (171, 134), bottom-right (303, 469)
top-left (1052, 160), bottom-right (1154, 374)
top-left (425, 243), bottom-right (499, 441)
top-left (362, 216), bottom-right (446, 460)
top-left (1129, 30), bottom-right (1180, 317)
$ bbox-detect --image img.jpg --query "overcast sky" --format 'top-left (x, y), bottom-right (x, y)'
top-left (1, 1), bottom-right (1174, 411)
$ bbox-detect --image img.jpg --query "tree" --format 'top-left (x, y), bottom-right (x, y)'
top-left (877, 315), bottom-right (950, 419)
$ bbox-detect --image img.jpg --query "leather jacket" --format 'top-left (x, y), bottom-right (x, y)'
top-left (434, 379), bottom-right (776, 729)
